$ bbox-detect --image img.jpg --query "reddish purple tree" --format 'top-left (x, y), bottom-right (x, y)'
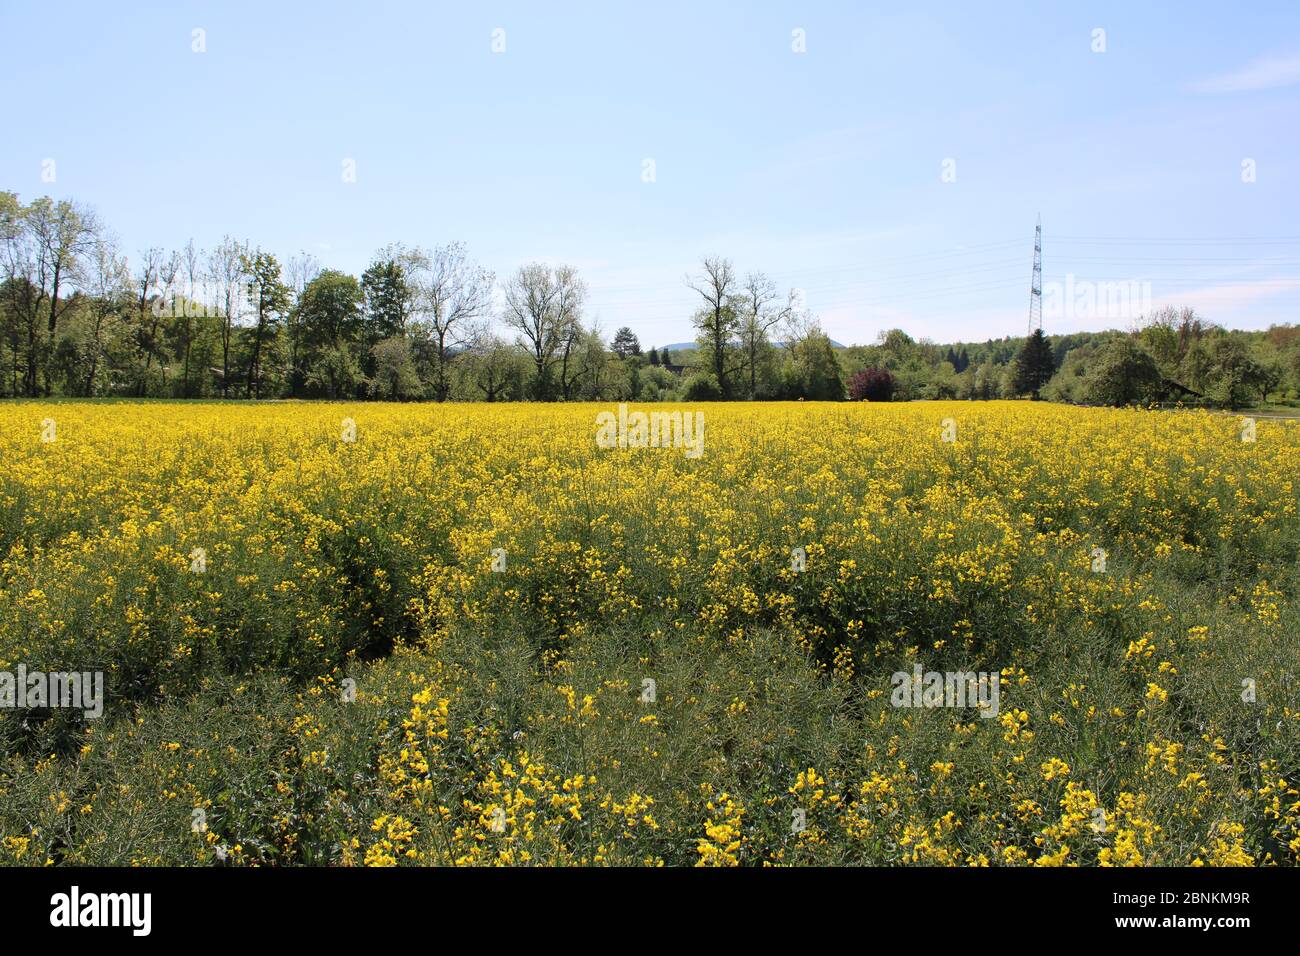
top-left (848, 366), bottom-right (896, 402)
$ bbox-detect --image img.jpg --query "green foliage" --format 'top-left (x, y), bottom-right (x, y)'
top-left (1013, 328), bottom-right (1056, 398)
top-left (360, 257), bottom-right (414, 341)
top-left (637, 364), bottom-right (679, 402)
top-left (1081, 338), bottom-right (1163, 406)
top-left (683, 372), bottom-right (722, 401)
top-left (786, 331), bottom-right (844, 400)
top-left (611, 326), bottom-right (641, 358)
top-left (370, 336), bottom-right (423, 400)
top-left (298, 271), bottom-right (363, 398)
top-left (3, 188), bottom-right (1297, 411)
top-left (1199, 335), bottom-right (1271, 410)
top-left (1041, 345), bottom-right (1095, 403)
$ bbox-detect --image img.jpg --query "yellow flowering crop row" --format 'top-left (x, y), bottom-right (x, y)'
top-left (0, 401), bottom-right (1295, 865)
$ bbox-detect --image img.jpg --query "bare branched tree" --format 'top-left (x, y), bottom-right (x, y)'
top-left (84, 235), bottom-right (130, 396)
top-left (283, 252), bottom-right (321, 396)
top-left (686, 256), bottom-right (742, 397)
top-left (413, 242), bottom-right (493, 402)
top-left (138, 249), bottom-right (180, 395)
top-left (25, 197), bottom-right (99, 395)
top-left (738, 271), bottom-right (786, 399)
top-left (779, 289), bottom-right (817, 355)
top-left (0, 192), bottom-right (47, 395)
top-left (463, 330), bottom-right (520, 402)
top-left (501, 263), bottom-right (585, 400)
top-left (206, 237), bottom-right (248, 397)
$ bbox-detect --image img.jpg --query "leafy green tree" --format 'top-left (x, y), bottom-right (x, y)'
top-left (1040, 344), bottom-right (1096, 404)
top-left (300, 270), bottom-right (362, 351)
top-left (558, 323), bottom-right (607, 400)
top-left (687, 257), bottom-right (743, 399)
top-left (1013, 328), bottom-right (1056, 399)
top-left (925, 360), bottom-right (959, 399)
top-left (1, 193), bottom-right (102, 397)
top-left (637, 364), bottom-right (677, 401)
top-left (459, 335), bottom-right (526, 402)
top-left (1286, 343), bottom-right (1300, 398)
top-left (1251, 339), bottom-right (1284, 402)
top-left (1081, 337), bottom-right (1162, 406)
top-left (371, 335), bottom-right (422, 400)
top-left (361, 254), bottom-right (416, 342)
top-left (612, 326), bottom-right (641, 358)
top-left (787, 329), bottom-right (844, 400)
top-left (240, 250), bottom-right (290, 399)
top-left (877, 329), bottom-right (917, 367)
top-left (25, 197), bottom-right (100, 395)
top-left (997, 360), bottom-right (1020, 399)
top-left (310, 344), bottom-right (365, 399)
top-left (1200, 335), bottom-right (1269, 409)
top-left (1140, 307), bottom-right (1212, 392)
top-left (298, 270), bottom-right (363, 398)
top-left (683, 371), bottom-right (722, 401)
top-left (281, 252), bottom-right (321, 398)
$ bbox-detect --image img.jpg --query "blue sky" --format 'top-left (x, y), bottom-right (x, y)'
top-left (3, 0), bottom-right (1298, 346)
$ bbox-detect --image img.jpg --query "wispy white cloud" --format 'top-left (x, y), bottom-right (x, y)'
top-left (1151, 277), bottom-right (1300, 313)
top-left (1191, 55), bottom-right (1300, 92)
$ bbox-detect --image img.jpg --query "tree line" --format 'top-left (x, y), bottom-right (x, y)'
top-left (835, 311), bottom-right (1298, 410)
top-left (3, 190), bottom-right (1295, 408)
top-left (0, 191), bottom-right (844, 403)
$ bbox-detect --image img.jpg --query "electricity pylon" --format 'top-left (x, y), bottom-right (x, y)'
top-left (1028, 215), bottom-right (1043, 335)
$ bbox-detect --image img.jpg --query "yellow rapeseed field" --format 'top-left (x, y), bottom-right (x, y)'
top-left (0, 400), bottom-right (1296, 866)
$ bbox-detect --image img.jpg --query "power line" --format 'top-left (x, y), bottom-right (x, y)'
top-left (588, 235), bottom-right (1299, 300)
top-left (1052, 236), bottom-right (1300, 244)
top-left (1041, 273), bottom-right (1300, 284)
top-left (584, 238), bottom-right (1029, 296)
top-left (1050, 255), bottom-right (1300, 263)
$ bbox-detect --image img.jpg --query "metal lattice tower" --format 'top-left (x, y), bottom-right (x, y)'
top-left (1027, 215), bottom-right (1043, 335)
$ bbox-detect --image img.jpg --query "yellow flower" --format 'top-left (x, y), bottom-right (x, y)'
top-left (1041, 758), bottom-right (1071, 782)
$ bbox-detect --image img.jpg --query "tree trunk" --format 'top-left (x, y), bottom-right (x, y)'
top-left (247, 297), bottom-right (265, 399)
top-left (44, 263), bottom-right (61, 396)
